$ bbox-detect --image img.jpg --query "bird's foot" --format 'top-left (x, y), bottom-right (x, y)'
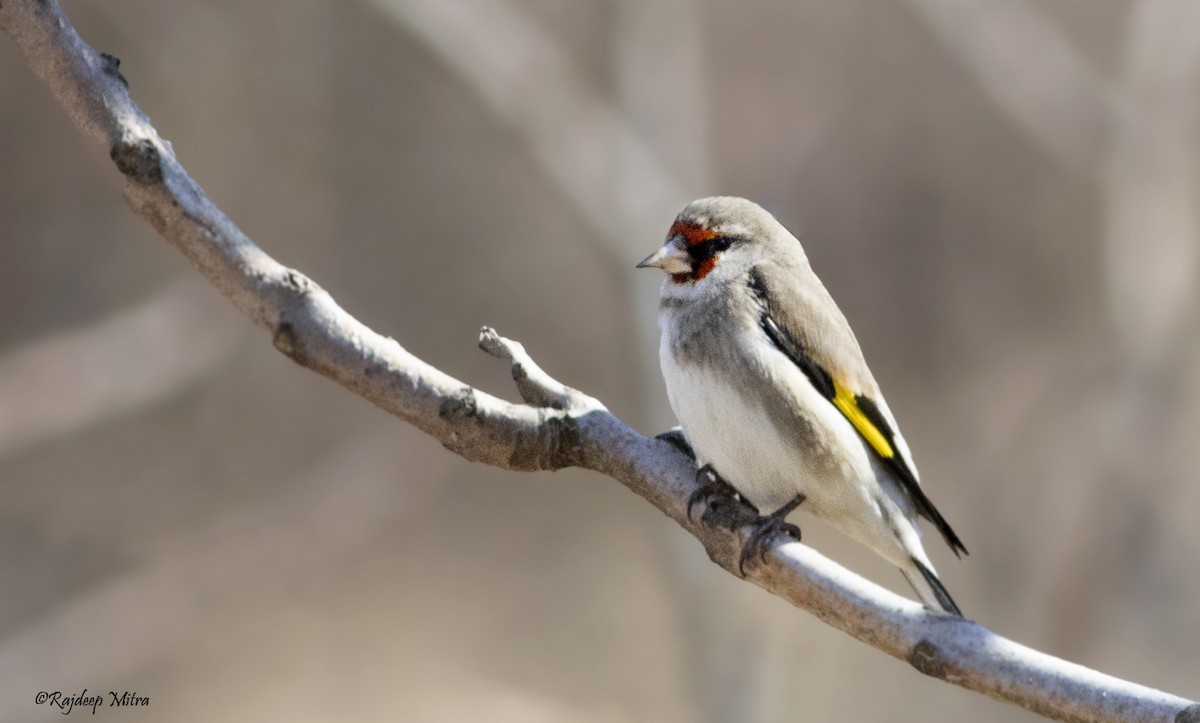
top-left (687, 464), bottom-right (749, 526)
top-left (738, 494), bottom-right (806, 576)
top-left (657, 431), bottom-right (760, 531)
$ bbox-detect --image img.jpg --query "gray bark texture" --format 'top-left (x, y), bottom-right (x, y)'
top-left (2, 1), bottom-right (1195, 721)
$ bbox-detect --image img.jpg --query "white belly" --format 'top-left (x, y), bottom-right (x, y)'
top-left (663, 358), bottom-right (800, 511)
top-left (658, 321), bottom-right (916, 565)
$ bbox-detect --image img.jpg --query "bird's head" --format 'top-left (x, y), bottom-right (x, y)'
top-left (637, 196), bottom-right (796, 286)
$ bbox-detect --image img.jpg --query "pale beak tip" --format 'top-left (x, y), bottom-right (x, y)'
top-left (637, 242), bottom-right (692, 274)
top-left (636, 251), bottom-right (661, 270)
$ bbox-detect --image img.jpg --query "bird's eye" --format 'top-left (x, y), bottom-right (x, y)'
top-left (691, 235), bottom-right (734, 261)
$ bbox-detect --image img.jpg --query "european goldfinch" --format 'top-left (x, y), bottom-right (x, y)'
top-left (639, 196), bottom-right (966, 616)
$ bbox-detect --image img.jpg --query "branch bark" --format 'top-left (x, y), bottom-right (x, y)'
top-left (2, 2), bottom-right (1196, 721)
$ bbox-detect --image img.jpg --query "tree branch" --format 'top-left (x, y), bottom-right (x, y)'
top-left (2, 1), bottom-right (1195, 721)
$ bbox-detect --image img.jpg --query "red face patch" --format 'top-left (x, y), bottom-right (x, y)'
top-left (666, 221), bottom-right (726, 284)
top-left (667, 221), bottom-right (717, 247)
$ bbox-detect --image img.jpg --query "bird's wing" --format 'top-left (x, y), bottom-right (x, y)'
top-left (747, 264), bottom-right (967, 557)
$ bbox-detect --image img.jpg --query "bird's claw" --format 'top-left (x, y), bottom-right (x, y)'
top-left (738, 493), bottom-right (806, 576)
top-left (687, 464), bottom-right (743, 523)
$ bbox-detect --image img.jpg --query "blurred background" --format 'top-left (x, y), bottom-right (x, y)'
top-left (1, 0), bottom-right (1198, 720)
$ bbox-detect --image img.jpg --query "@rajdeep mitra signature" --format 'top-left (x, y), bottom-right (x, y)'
top-left (35, 690), bottom-right (149, 715)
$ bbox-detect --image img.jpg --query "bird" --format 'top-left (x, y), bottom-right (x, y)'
top-left (637, 196), bottom-right (966, 616)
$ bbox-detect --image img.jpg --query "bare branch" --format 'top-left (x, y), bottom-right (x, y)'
top-left (478, 327), bottom-right (605, 412)
top-left (360, 0), bottom-right (688, 414)
top-left (1, 2), bottom-right (1196, 721)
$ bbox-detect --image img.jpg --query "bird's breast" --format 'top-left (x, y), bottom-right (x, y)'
top-left (658, 312), bottom-right (874, 515)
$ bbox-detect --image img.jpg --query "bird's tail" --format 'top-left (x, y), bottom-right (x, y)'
top-left (901, 557), bottom-right (962, 617)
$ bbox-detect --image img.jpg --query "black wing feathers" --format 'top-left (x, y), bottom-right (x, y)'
top-left (747, 268), bottom-right (967, 558)
top-left (853, 395), bottom-right (967, 557)
top-left (750, 270), bottom-right (836, 400)
top-left (912, 556), bottom-right (963, 616)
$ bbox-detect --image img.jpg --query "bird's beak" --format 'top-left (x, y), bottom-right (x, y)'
top-left (636, 239), bottom-right (692, 274)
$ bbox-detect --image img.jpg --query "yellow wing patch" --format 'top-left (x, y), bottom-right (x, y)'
top-left (831, 381), bottom-right (895, 459)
